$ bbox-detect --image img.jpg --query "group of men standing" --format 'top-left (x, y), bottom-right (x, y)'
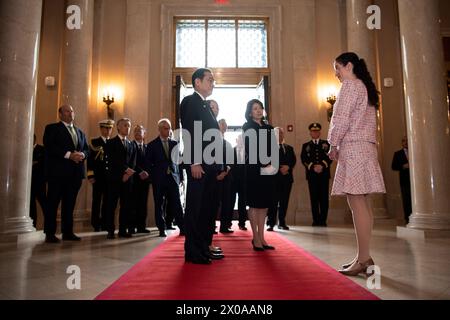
top-left (32, 104), bottom-right (184, 243)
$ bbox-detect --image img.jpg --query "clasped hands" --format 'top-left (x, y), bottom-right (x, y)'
top-left (122, 167), bottom-right (136, 182)
top-left (69, 152), bottom-right (85, 164)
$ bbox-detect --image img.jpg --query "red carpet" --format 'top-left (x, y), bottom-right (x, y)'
top-left (95, 228), bottom-right (379, 300)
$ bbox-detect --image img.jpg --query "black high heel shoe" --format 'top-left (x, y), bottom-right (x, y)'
top-left (252, 240), bottom-right (264, 251)
top-left (262, 244), bottom-right (275, 250)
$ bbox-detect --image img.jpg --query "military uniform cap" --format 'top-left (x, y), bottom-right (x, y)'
top-left (99, 119), bottom-right (114, 128)
top-left (308, 123), bottom-right (322, 131)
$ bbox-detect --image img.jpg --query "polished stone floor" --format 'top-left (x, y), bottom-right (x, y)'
top-left (0, 220), bottom-right (449, 300)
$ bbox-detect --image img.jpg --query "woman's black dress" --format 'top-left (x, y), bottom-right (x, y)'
top-left (242, 119), bottom-right (276, 209)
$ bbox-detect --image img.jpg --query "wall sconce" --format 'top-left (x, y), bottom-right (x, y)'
top-left (103, 90), bottom-right (115, 120)
top-left (326, 94), bottom-right (336, 122)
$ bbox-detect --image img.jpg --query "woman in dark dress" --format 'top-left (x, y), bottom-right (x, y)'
top-left (242, 99), bottom-right (276, 251)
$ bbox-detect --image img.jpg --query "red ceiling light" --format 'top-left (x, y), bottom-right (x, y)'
top-left (215, 0), bottom-right (230, 4)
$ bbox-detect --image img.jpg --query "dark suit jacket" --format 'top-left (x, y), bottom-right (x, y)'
top-left (133, 140), bottom-right (150, 184)
top-left (392, 149), bottom-right (410, 186)
top-left (180, 92), bottom-right (220, 165)
top-left (43, 121), bottom-right (89, 180)
top-left (104, 136), bottom-right (137, 182)
top-left (87, 137), bottom-right (107, 180)
top-left (146, 137), bottom-right (181, 185)
top-left (277, 143), bottom-right (297, 184)
top-left (300, 139), bottom-right (332, 180)
top-left (32, 144), bottom-right (46, 184)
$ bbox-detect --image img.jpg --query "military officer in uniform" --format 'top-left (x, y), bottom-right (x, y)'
top-left (87, 119), bottom-right (114, 231)
top-left (301, 123), bottom-right (332, 226)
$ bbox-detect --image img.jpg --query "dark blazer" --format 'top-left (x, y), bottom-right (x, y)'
top-left (146, 137), bottom-right (181, 185)
top-left (43, 121), bottom-right (89, 180)
top-left (104, 136), bottom-right (137, 182)
top-left (133, 141), bottom-right (148, 173)
top-left (392, 149), bottom-right (410, 186)
top-left (87, 137), bottom-right (107, 180)
top-left (277, 143), bottom-right (297, 184)
top-left (180, 92), bottom-right (220, 165)
top-left (300, 139), bottom-right (332, 180)
top-left (32, 144), bottom-right (46, 184)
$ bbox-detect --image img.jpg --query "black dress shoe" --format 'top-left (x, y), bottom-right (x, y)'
top-left (62, 233), bottom-right (81, 241)
top-left (207, 252), bottom-right (224, 260)
top-left (128, 228), bottom-right (137, 235)
top-left (45, 235), bottom-right (60, 243)
top-left (278, 225), bottom-right (290, 230)
top-left (262, 244), bottom-right (275, 250)
top-left (239, 226), bottom-right (248, 231)
top-left (107, 232), bottom-right (115, 239)
top-left (166, 225), bottom-right (176, 230)
top-left (252, 240), bottom-right (264, 251)
top-left (118, 232), bottom-right (132, 238)
top-left (137, 228), bottom-right (151, 234)
top-left (179, 230), bottom-right (185, 236)
top-left (219, 228), bottom-right (234, 234)
top-left (158, 231), bottom-right (167, 237)
top-left (210, 249), bottom-right (223, 254)
top-left (94, 227), bottom-right (101, 232)
top-left (185, 257), bottom-right (212, 265)
top-left (267, 226), bottom-right (274, 231)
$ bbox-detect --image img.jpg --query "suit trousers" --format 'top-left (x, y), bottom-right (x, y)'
top-left (133, 179), bottom-right (150, 230)
top-left (152, 176), bottom-right (184, 232)
top-left (268, 178), bottom-right (293, 227)
top-left (307, 173), bottom-right (329, 225)
top-left (105, 180), bottom-right (133, 233)
top-left (91, 178), bottom-right (107, 230)
top-left (45, 178), bottom-right (82, 235)
top-left (184, 165), bottom-right (219, 259)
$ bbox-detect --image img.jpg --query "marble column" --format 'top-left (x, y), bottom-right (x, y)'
top-left (0, 0), bottom-right (43, 239)
top-left (398, 0), bottom-right (450, 231)
top-left (60, 0), bottom-right (94, 229)
top-left (346, 0), bottom-right (388, 219)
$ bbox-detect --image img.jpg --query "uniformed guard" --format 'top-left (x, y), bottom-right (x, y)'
top-left (301, 123), bottom-right (332, 226)
top-left (87, 119), bottom-right (114, 231)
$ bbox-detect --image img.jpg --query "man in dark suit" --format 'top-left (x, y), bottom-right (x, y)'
top-left (132, 125), bottom-right (151, 234)
top-left (392, 136), bottom-right (412, 223)
top-left (30, 134), bottom-right (47, 228)
top-left (87, 119), bottom-right (114, 231)
top-left (104, 118), bottom-right (137, 239)
top-left (231, 134), bottom-right (248, 230)
top-left (301, 123), bottom-right (332, 227)
top-left (43, 105), bottom-right (89, 243)
top-left (180, 68), bottom-right (224, 264)
top-left (146, 119), bottom-right (184, 237)
top-left (267, 127), bottom-right (297, 231)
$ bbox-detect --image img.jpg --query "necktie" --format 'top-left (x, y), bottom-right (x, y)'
top-left (162, 140), bottom-right (169, 159)
top-left (280, 144), bottom-right (286, 154)
top-left (67, 125), bottom-right (78, 147)
top-left (139, 144), bottom-right (143, 154)
top-left (122, 138), bottom-right (127, 149)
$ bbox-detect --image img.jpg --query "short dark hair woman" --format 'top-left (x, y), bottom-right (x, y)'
top-left (242, 99), bottom-right (276, 251)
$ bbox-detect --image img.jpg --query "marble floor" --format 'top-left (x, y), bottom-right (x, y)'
top-left (0, 220), bottom-right (449, 300)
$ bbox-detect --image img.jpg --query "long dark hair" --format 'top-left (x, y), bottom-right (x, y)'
top-left (335, 52), bottom-right (380, 108)
top-left (245, 99), bottom-right (266, 122)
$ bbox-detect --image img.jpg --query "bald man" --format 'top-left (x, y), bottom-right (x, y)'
top-left (43, 105), bottom-right (89, 243)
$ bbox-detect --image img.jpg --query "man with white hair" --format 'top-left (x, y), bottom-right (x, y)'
top-left (146, 118), bottom-right (185, 237)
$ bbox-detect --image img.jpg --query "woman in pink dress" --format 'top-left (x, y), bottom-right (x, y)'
top-left (327, 52), bottom-right (386, 277)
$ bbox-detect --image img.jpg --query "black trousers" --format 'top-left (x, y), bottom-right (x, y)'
top-left (91, 178), bottom-right (107, 230)
top-left (30, 179), bottom-right (47, 228)
top-left (184, 165), bottom-right (219, 259)
top-left (307, 174), bottom-right (329, 225)
top-left (133, 178), bottom-right (150, 230)
top-left (152, 176), bottom-right (184, 232)
top-left (230, 178), bottom-right (247, 227)
top-left (45, 178), bottom-right (82, 235)
top-left (218, 175), bottom-right (233, 230)
top-left (105, 179), bottom-right (133, 233)
top-left (267, 178), bottom-right (293, 227)
top-left (400, 182), bottom-right (412, 222)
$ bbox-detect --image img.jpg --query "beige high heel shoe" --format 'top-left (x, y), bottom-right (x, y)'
top-left (338, 258), bottom-right (375, 277)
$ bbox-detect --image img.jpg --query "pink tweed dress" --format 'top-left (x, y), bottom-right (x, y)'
top-left (327, 79), bottom-right (386, 195)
